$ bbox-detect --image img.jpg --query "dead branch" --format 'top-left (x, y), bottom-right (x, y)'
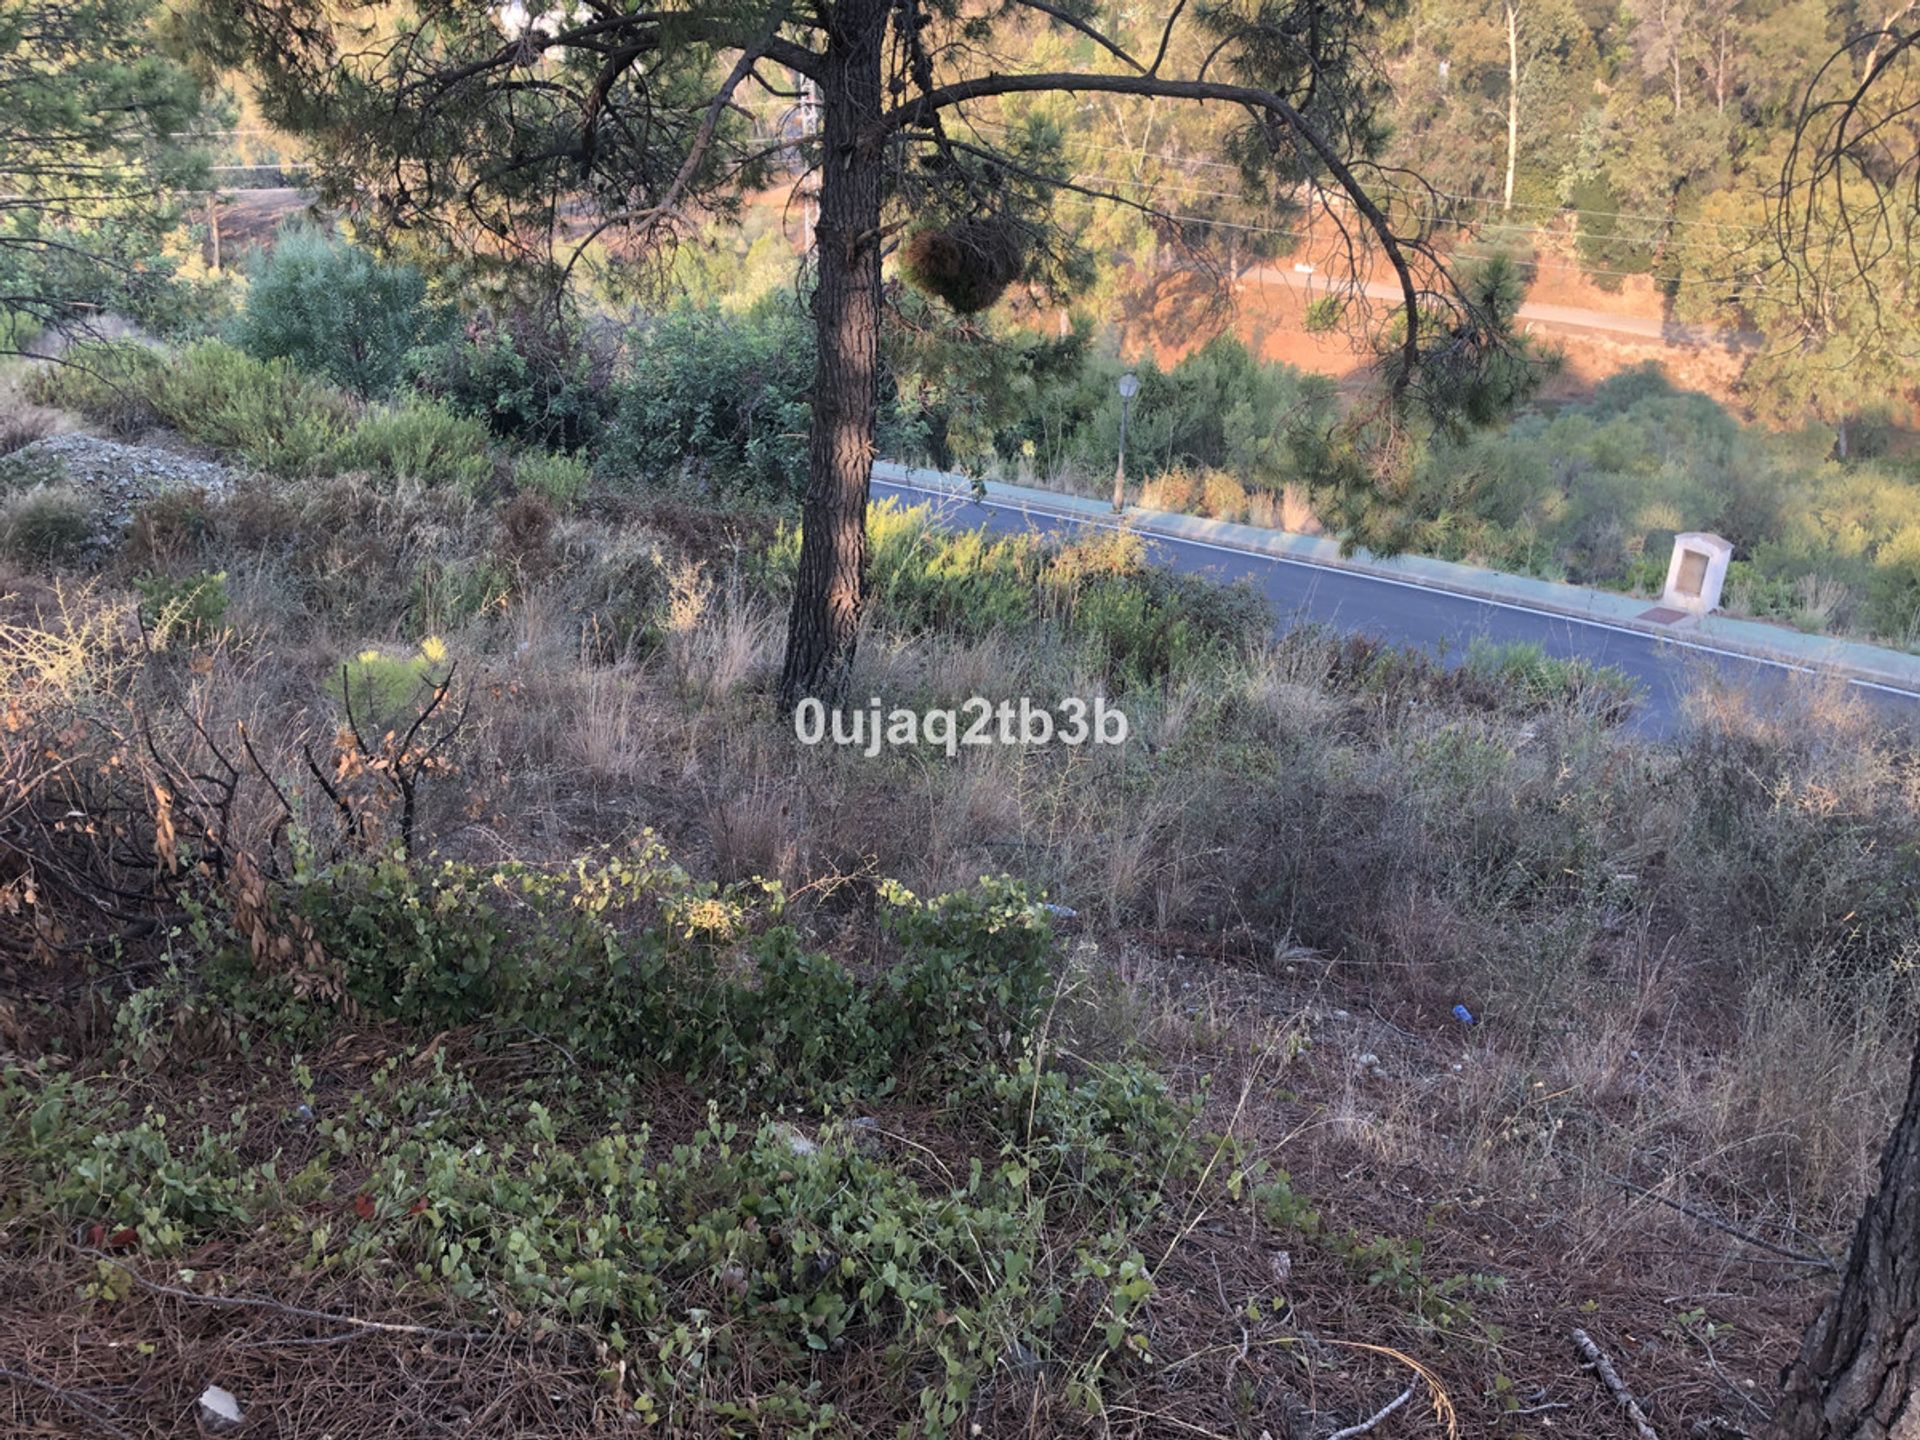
top-left (1606, 1174), bottom-right (1839, 1272)
top-left (1572, 1328), bottom-right (1661, 1440)
top-left (87, 1253), bottom-right (509, 1347)
top-left (1326, 1384), bottom-right (1415, 1440)
top-left (0, 1365), bottom-right (135, 1440)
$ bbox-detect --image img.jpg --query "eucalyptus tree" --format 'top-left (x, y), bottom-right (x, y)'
top-left (192, 0), bottom-right (1514, 709)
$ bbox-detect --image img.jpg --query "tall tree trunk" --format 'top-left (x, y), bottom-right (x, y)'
top-left (778, 0), bottom-right (887, 712)
top-left (1769, 1035), bottom-right (1920, 1439)
top-left (1503, 0), bottom-right (1519, 212)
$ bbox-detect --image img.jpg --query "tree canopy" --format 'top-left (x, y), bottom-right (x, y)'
top-left (187, 0), bottom-right (1544, 702)
top-left (0, 0), bottom-right (207, 342)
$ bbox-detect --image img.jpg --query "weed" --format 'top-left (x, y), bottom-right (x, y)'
top-left (0, 482), bottom-right (96, 564)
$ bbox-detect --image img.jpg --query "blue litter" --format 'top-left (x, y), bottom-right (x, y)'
top-left (1451, 1004), bottom-right (1475, 1026)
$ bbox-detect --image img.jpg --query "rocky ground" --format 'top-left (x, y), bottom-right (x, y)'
top-left (3, 433), bottom-right (234, 515)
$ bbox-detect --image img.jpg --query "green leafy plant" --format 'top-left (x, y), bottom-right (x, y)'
top-left (25, 340), bottom-right (165, 435)
top-left (600, 305), bottom-right (814, 495)
top-left (235, 222), bottom-right (447, 396)
top-left (135, 569), bottom-right (229, 646)
top-left (415, 309), bottom-right (616, 451)
top-left (332, 636), bottom-right (453, 731)
top-left (148, 340), bottom-right (356, 476)
top-left (513, 448), bottom-right (590, 509)
top-left (335, 397), bottom-right (494, 492)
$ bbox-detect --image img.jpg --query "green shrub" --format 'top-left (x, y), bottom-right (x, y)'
top-left (1072, 565), bottom-right (1266, 687)
top-left (149, 340), bottom-right (355, 476)
top-left (1068, 337), bottom-right (1336, 493)
top-left (235, 223), bottom-right (445, 396)
top-left (416, 309), bottom-right (616, 450)
top-left (863, 501), bottom-right (1039, 636)
top-left (1303, 294), bottom-right (1343, 333)
top-left (335, 397), bottom-right (493, 492)
top-left (0, 1066), bottom-right (267, 1253)
top-left (1867, 526), bottom-right (1920, 642)
top-left (981, 1056), bottom-right (1199, 1221)
top-left (601, 306), bottom-right (814, 494)
top-left (513, 448), bottom-right (590, 509)
top-left (0, 1044), bottom-right (1200, 1434)
top-left (407, 557), bottom-right (511, 631)
top-left (332, 637), bottom-right (452, 731)
top-left (0, 482), bottom-right (97, 563)
top-left (191, 835), bottom-right (1053, 1101)
top-left (1461, 638), bottom-right (1637, 718)
top-left (135, 569), bottom-right (229, 646)
top-left (765, 501), bottom-right (1266, 683)
top-left (27, 341), bottom-right (165, 435)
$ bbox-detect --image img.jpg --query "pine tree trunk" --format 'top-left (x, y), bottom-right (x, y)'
top-left (778, 0), bottom-right (887, 713)
top-left (1769, 1036), bottom-right (1920, 1439)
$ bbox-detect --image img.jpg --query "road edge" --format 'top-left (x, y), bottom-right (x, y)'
top-left (872, 461), bottom-right (1920, 698)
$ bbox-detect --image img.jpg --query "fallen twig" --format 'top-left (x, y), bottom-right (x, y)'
top-left (85, 1251), bottom-right (506, 1345)
top-left (1573, 1328), bottom-right (1661, 1440)
top-left (1605, 1174), bottom-right (1837, 1272)
top-left (0, 1365), bottom-right (135, 1440)
top-left (1327, 1384), bottom-right (1415, 1440)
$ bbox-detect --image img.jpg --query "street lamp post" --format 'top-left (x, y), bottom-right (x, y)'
top-left (1112, 370), bottom-right (1140, 513)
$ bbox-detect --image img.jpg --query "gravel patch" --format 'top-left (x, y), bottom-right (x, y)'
top-left (0, 433), bottom-right (234, 533)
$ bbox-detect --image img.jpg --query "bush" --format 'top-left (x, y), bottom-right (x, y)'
top-left (193, 836), bottom-right (1053, 1101)
top-left (0, 1035), bottom-right (1199, 1435)
top-left (416, 309), bottom-right (617, 451)
top-left (235, 223), bottom-right (445, 396)
top-left (1072, 563), bottom-right (1267, 687)
top-left (1199, 468), bottom-right (1249, 520)
top-left (149, 340), bottom-right (355, 476)
top-left (1081, 338), bottom-right (1335, 493)
top-left (125, 487), bottom-right (218, 567)
top-left (335, 397), bottom-right (494, 492)
top-left (0, 399), bottom-right (58, 457)
top-left (764, 501), bottom-right (1267, 683)
top-left (0, 482), bottom-right (96, 563)
top-left (135, 569), bottom-right (229, 647)
top-left (26, 341), bottom-right (166, 435)
top-left (1461, 638), bottom-right (1638, 719)
top-left (1868, 526), bottom-right (1920, 642)
top-left (513, 449), bottom-right (590, 509)
top-left (601, 306), bottom-right (814, 495)
top-left (332, 637), bottom-right (452, 731)
top-left (1136, 470), bottom-right (1197, 512)
top-left (765, 500), bottom-right (1039, 639)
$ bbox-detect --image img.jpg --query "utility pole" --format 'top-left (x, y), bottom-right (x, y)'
top-left (1112, 371), bottom-right (1139, 513)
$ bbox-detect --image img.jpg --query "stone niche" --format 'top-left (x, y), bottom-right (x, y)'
top-left (1661, 531), bottom-right (1733, 615)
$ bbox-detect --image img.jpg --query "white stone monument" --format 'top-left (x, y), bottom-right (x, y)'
top-left (1661, 531), bottom-right (1733, 616)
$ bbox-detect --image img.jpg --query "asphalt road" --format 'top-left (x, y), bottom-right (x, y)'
top-left (869, 474), bottom-right (1920, 739)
